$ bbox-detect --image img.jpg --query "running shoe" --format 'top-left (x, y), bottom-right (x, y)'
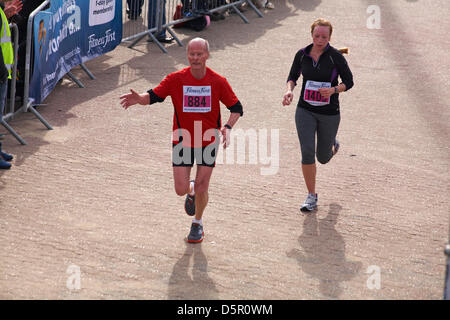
top-left (1, 151), bottom-right (13, 162)
top-left (184, 180), bottom-right (195, 216)
top-left (0, 142), bottom-right (12, 163)
top-left (0, 158), bottom-right (10, 169)
top-left (147, 36), bottom-right (174, 43)
top-left (265, 1), bottom-right (275, 9)
top-left (300, 193), bottom-right (318, 212)
top-left (332, 139), bottom-right (340, 156)
top-left (187, 223), bottom-right (204, 243)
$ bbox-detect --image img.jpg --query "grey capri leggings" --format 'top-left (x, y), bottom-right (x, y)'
top-left (295, 107), bottom-right (340, 165)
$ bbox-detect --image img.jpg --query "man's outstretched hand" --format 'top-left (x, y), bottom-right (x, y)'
top-left (120, 89), bottom-right (148, 109)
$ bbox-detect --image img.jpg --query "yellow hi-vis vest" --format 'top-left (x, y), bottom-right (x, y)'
top-left (0, 8), bottom-right (13, 79)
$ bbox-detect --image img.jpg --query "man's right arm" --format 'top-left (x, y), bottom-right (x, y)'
top-left (120, 88), bottom-right (167, 109)
top-left (120, 73), bottom-right (170, 109)
top-left (147, 89), bottom-right (165, 104)
top-left (119, 89), bottom-right (150, 109)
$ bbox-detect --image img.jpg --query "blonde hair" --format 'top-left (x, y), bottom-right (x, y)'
top-left (311, 18), bottom-right (333, 37)
top-left (311, 19), bottom-right (349, 55)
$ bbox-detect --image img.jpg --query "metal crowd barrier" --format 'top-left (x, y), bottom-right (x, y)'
top-left (122, 0), bottom-right (264, 51)
top-left (0, 23), bottom-right (26, 145)
top-left (0, 0), bottom-right (53, 145)
top-left (22, 0), bottom-right (54, 136)
top-left (4, 0), bottom-right (97, 145)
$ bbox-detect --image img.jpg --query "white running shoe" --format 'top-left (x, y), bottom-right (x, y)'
top-left (300, 193), bottom-right (318, 212)
top-left (265, 1), bottom-right (275, 9)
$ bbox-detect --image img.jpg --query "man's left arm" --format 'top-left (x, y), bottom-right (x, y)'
top-left (221, 101), bottom-right (243, 149)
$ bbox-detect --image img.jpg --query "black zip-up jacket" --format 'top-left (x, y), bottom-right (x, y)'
top-left (287, 43), bottom-right (354, 115)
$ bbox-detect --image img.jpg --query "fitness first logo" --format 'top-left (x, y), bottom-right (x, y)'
top-left (184, 86), bottom-right (211, 95)
top-left (87, 29), bottom-right (116, 53)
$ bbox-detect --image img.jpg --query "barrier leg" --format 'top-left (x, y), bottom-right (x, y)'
top-left (148, 32), bottom-right (168, 54)
top-left (0, 119), bottom-right (27, 145)
top-left (246, 0), bottom-right (264, 18)
top-left (166, 27), bottom-right (182, 47)
top-left (128, 32), bottom-right (148, 48)
top-left (128, 31), bottom-right (171, 54)
top-left (28, 105), bottom-right (53, 130)
top-left (66, 72), bottom-right (85, 88)
top-left (80, 63), bottom-right (95, 80)
top-left (230, 4), bottom-right (249, 24)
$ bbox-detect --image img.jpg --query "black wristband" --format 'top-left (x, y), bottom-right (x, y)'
top-left (224, 124), bottom-right (232, 130)
top-left (148, 89), bottom-right (165, 104)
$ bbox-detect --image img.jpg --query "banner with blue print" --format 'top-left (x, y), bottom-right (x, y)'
top-left (29, 0), bottom-right (122, 105)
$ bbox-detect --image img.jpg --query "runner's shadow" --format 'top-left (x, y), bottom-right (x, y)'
top-left (168, 242), bottom-right (219, 299)
top-left (287, 203), bottom-right (362, 298)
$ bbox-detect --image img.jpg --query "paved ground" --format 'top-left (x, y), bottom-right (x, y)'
top-left (0, 0), bottom-right (449, 299)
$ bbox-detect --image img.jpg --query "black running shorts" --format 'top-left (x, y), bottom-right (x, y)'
top-left (172, 142), bottom-right (219, 167)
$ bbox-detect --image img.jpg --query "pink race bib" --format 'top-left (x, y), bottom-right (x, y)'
top-left (304, 80), bottom-right (331, 106)
top-left (183, 86), bottom-right (212, 113)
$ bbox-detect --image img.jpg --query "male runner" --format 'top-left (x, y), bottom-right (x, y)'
top-left (120, 38), bottom-right (243, 243)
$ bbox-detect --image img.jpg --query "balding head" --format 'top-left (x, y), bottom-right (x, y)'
top-left (187, 37), bottom-right (210, 78)
top-left (187, 37), bottom-right (210, 53)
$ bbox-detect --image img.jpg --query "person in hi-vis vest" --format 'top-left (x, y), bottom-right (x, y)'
top-left (0, 1), bottom-right (19, 170)
top-left (0, 1), bottom-right (18, 119)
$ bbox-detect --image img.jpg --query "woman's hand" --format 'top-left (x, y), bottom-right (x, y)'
top-left (318, 87), bottom-right (335, 99)
top-left (282, 91), bottom-right (293, 106)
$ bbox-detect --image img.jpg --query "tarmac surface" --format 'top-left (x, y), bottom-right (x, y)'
top-left (0, 0), bottom-right (449, 299)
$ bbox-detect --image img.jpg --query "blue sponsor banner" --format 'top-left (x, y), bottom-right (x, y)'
top-left (29, 0), bottom-right (122, 105)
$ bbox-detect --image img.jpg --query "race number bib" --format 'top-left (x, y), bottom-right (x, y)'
top-left (304, 80), bottom-right (331, 106)
top-left (183, 86), bottom-right (212, 112)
